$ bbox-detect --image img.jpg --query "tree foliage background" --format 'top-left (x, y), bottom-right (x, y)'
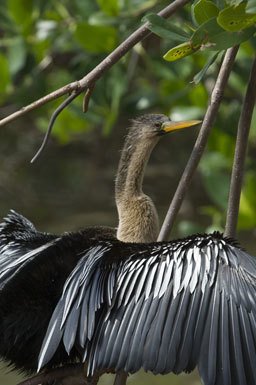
top-left (0, 0), bottom-right (256, 384)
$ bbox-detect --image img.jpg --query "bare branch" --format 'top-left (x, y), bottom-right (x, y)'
top-left (0, 0), bottom-right (190, 128)
top-left (30, 89), bottom-right (83, 163)
top-left (224, 53), bottom-right (256, 239)
top-left (157, 46), bottom-right (239, 242)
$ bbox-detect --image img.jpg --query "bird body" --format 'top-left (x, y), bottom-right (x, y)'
top-left (0, 114), bottom-right (202, 374)
top-left (38, 231), bottom-right (256, 385)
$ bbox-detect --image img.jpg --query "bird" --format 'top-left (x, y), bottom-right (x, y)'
top-left (38, 231), bottom-right (256, 385)
top-left (0, 114), bottom-right (200, 375)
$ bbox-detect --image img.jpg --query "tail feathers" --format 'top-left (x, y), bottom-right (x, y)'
top-left (0, 210), bottom-right (56, 251)
top-left (0, 210), bottom-right (57, 290)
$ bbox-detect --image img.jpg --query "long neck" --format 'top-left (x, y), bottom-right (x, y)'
top-left (115, 133), bottom-right (160, 243)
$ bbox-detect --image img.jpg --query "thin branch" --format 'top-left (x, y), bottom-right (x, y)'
top-left (30, 89), bottom-right (83, 163)
top-left (224, 53), bottom-right (256, 239)
top-left (157, 45), bottom-right (239, 242)
top-left (0, 0), bottom-right (191, 128)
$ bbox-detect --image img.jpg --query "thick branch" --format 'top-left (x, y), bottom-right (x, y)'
top-left (224, 53), bottom-right (256, 238)
top-left (0, 0), bottom-right (190, 128)
top-left (157, 46), bottom-right (239, 242)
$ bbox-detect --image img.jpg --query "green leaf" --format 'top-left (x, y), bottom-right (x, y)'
top-left (217, 3), bottom-right (256, 32)
top-left (74, 22), bottom-right (118, 53)
top-left (238, 173), bottom-right (256, 229)
top-left (163, 41), bottom-right (200, 61)
top-left (0, 54), bottom-right (10, 93)
top-left (193, 0), bottom-right (219, 25)
top-left (192, 17), bottom-right (255, 51)
top-left (8, 0), bottom-right (33, 27)
top-left (7, 36), bottom-right (26, 76)
top-left (96, 0), bottom-right (119, 16)
top-left (192, 52), bottom-right (219, 83)
top-left (246, 0), bottom-right (256, 14)
top-left (143, 14), bottom-right (189, 42)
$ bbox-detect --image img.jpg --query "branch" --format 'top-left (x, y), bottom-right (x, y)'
top-left (30, 89), bottom-right (83, 163)
top-left (224, 53), bottom-right (256, 238)
top-left (157, 45), bottom-right (239, 242)
top-left (0, 0), bottom-right (191, 128)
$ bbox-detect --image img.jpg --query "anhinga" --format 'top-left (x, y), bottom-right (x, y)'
top-left (35, 117), bottom-right (256, 385)
top-left (0, 114), bottom-right (199, 375)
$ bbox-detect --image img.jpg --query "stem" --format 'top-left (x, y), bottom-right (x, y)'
top-left (224, 53), bottom-right (256, 238)
top-left (157, 46), bottom-right (239, 242)
top-left (0, 0), bottom-right (190, 128)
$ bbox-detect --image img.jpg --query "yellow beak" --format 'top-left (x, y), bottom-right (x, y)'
top-left (162, 120), bottom-right (202, 133)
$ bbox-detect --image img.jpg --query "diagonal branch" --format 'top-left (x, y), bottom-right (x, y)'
top-left (224, 53), bottom-right (256, 239)
top-left (0, 0), bottom-right (191, 129)
top-left (157, 45), bottom-right (239, 242)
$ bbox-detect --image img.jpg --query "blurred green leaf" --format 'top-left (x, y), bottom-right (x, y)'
top-left (37, 108), bottom-right (89, 144)
top-left (203, 171), bottom-right (230, 210)
top-left (199, 152), bottom-right (231, 210)
top-left (193, 0), bottom-right (219, 25)
top-left (96, 0), bottom-right (119, 16)
top-left (8, 0), bottom-right (33, 30)
top-left (7, 37), bottom-right (26, 75)
top-left (0, 54), bottom-right (10, 93)
top-left (178, 220), bottom-right (204, 237)
top-left (143, 14), bottom-right (189, 42)
top-left (238, 173), bottom-right (256, 229)
top-left (192, 52), bottom-right (219, 84)
top-left (246, 0), bottom-right (256, 14)
top-left (74, 22), bottom-right (118, 53)
top-left (217, 3), bottom-right (256, 32)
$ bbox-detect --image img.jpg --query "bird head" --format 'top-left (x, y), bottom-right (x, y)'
top-left (130, 114), bottom-right (201, 139)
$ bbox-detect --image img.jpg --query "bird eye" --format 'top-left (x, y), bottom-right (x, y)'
top-left (155, 122), bottom-right (161, 129)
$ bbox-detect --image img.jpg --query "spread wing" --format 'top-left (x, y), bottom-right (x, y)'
top-left (38, 232), bottom-right (256, 385)
top-left (83, 234), bottom-right (256, 385)
top-left (0, 210), bottom-right (57, 290)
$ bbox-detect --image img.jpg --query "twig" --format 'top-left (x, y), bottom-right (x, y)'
top-left (83, 83), bottom-right (95, 113)
top-left (157, 46), bottom-right (239, 242)
top-left (224, 53), bottom-right (256, 239)
top-left (0, 0), bottom-right (191, 128)
top-left (30, 89), bottom-right (83, 163)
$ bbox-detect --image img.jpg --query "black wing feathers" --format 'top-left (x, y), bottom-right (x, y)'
top-left (82, 234), bottom-right (256, 385)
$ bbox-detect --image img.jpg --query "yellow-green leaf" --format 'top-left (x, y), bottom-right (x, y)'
top-left (217, 3), bottom-right (256, 32)
top-left (163, 42), bottom-right (200, 61)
